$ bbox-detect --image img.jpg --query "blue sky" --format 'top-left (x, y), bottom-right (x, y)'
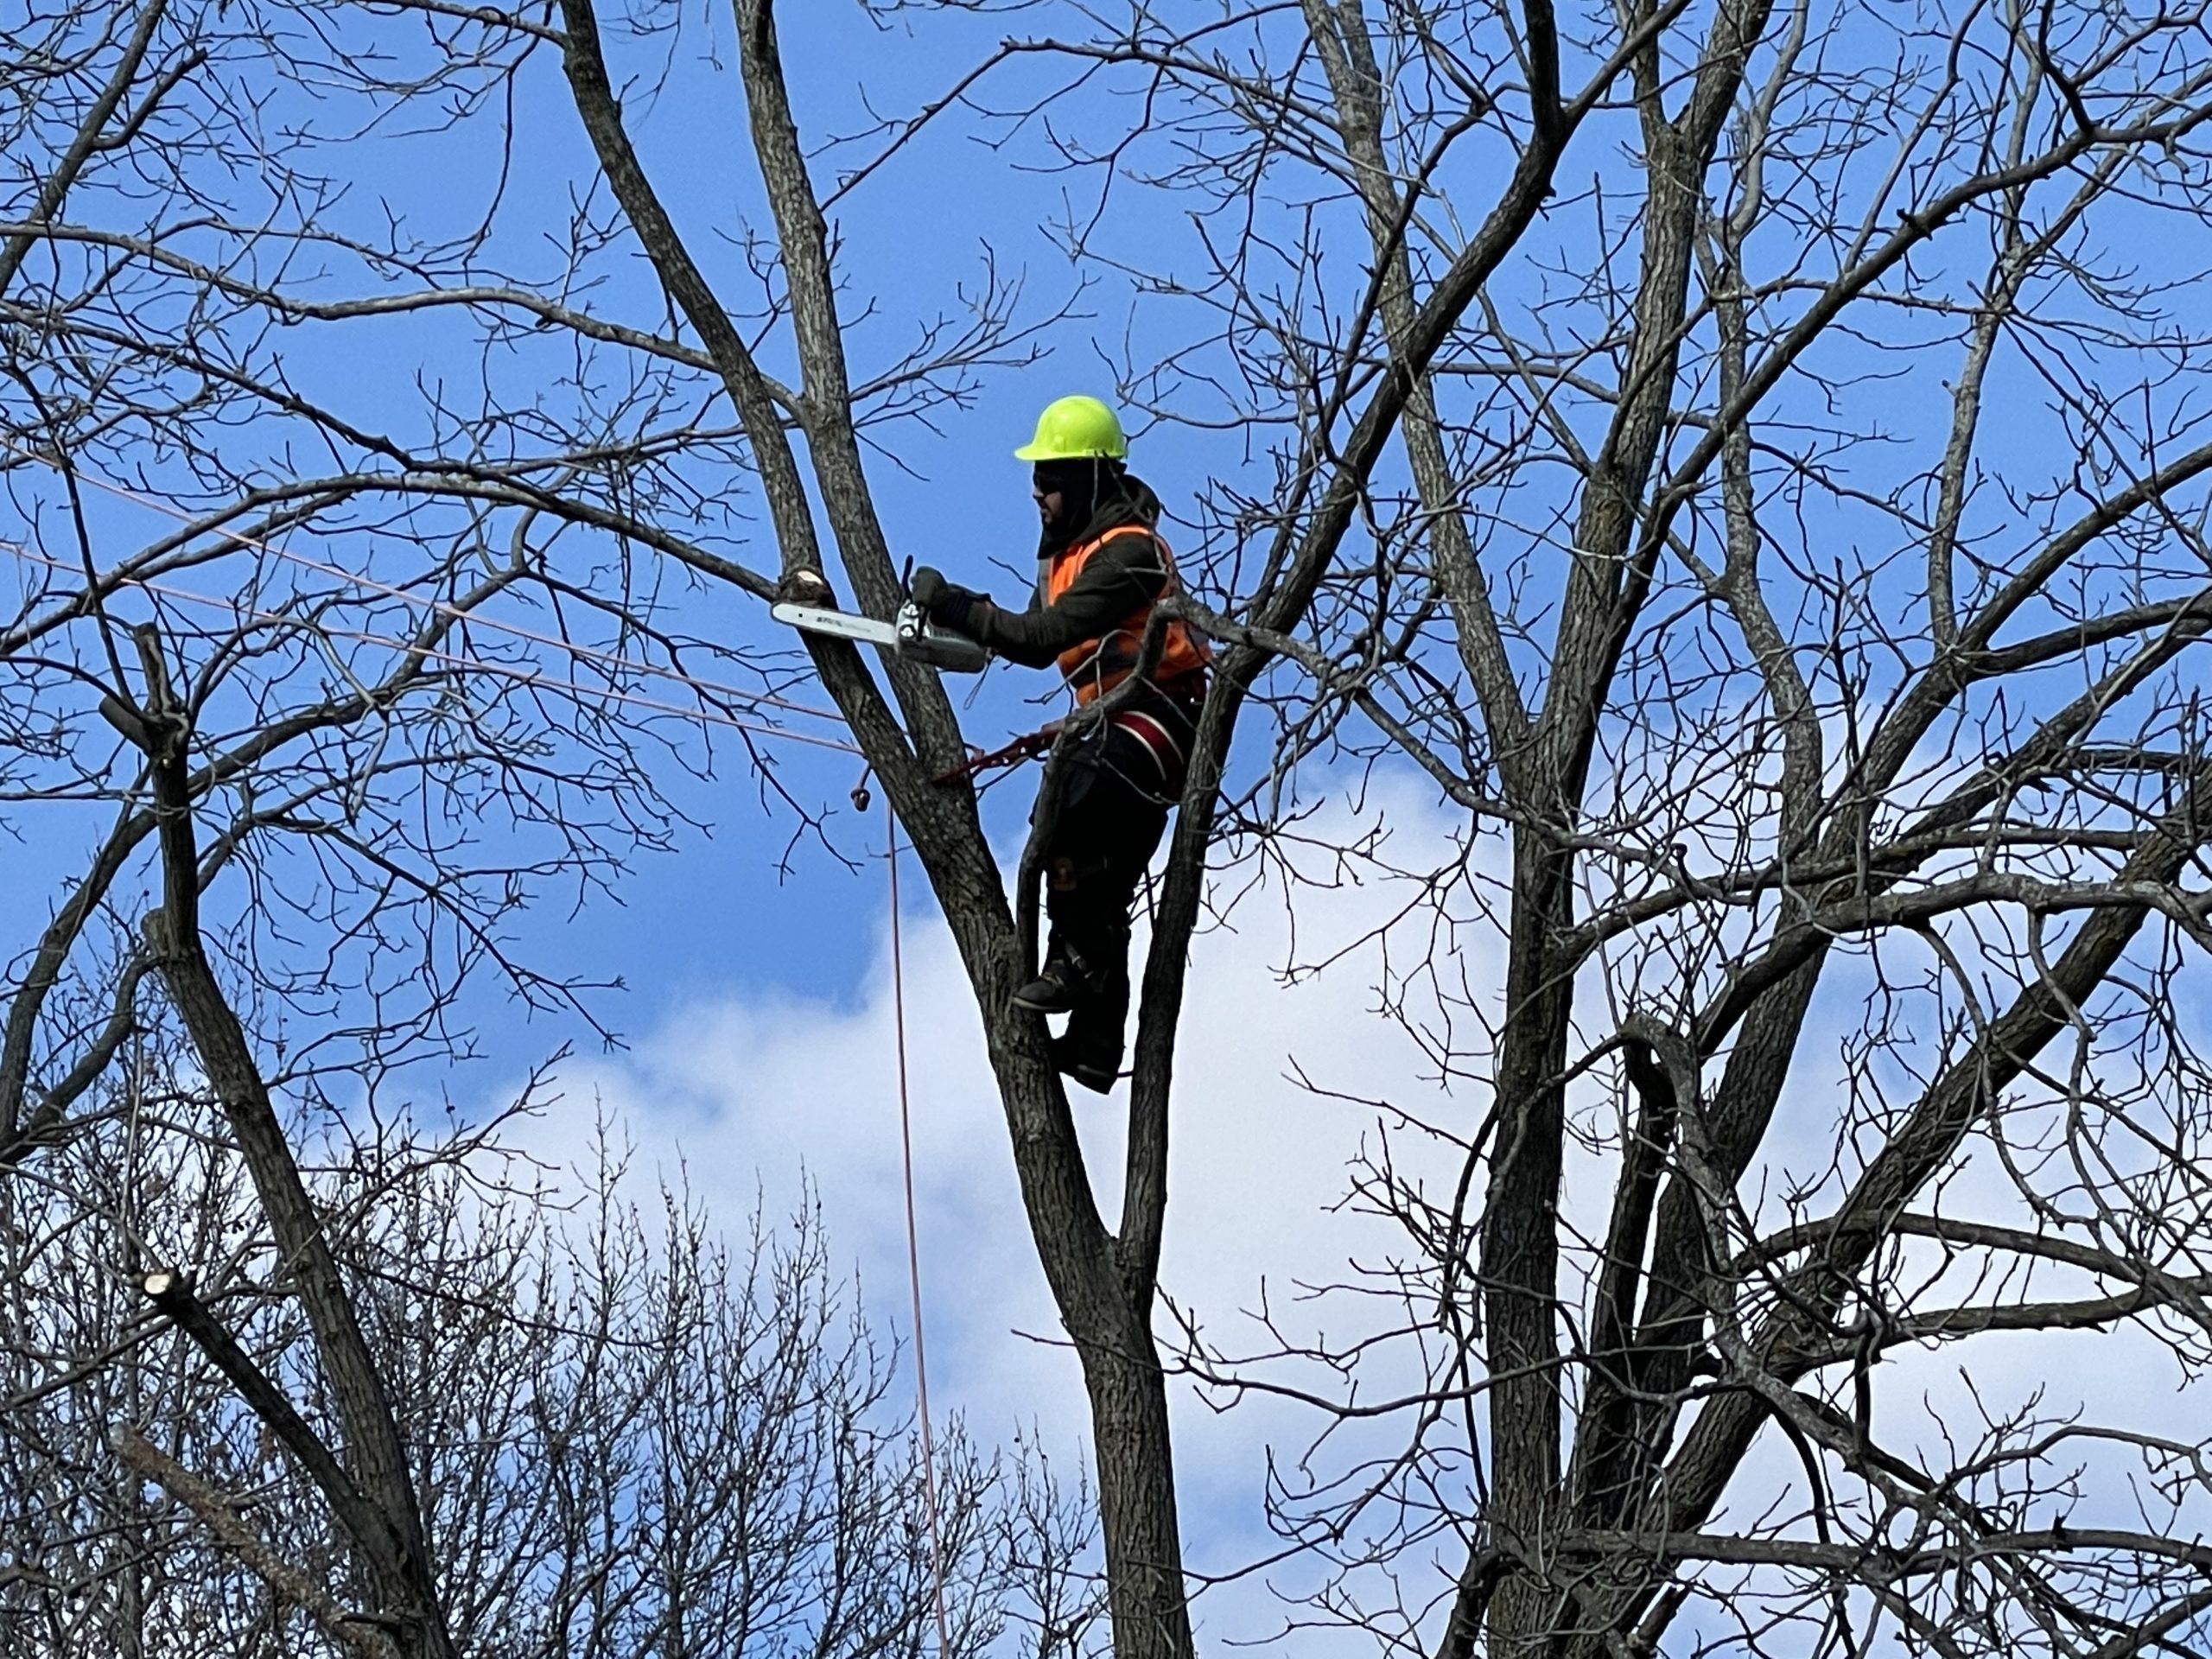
top-left (370, 3), bottom-right (1262, 1023)
top-left (14, 0), bottom-right (2212, 1649)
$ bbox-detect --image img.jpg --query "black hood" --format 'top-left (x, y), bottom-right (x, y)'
top-left (1033, 472), bottom-right (1162, 604)
top-left (1035, 460), bottom-right (1160, 553)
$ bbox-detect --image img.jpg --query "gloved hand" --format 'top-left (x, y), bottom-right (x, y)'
top-left (909, 565), bottom-right (988, 637)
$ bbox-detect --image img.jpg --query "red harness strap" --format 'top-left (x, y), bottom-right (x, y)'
top-left (1111, 706), bottom-right (1189, 790)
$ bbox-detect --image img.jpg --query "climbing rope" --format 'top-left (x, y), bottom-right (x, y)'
top-left (887, 798), bottom-right (954, 1657)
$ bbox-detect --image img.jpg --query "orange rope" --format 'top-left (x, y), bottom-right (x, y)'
top-left (887, 798), bottom-right (954, 1655)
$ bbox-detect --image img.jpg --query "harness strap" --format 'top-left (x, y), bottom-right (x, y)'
top-left (1112, 707), bottom-right (1186, 785)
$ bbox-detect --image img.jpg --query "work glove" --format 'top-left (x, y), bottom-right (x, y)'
top-left (909, 565), bottom-right (988, 638)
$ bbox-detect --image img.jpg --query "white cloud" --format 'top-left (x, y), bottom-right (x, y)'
top-left (504, 779), bottom-right (1487, 1649)
top-left (503, 770), bottom-right (2212, 1656)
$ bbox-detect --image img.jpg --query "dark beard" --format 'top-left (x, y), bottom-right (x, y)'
top-left (1036, 459), bottom-right (1122, 551)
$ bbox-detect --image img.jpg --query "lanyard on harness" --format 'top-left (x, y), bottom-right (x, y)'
top-left (931, 721), bottom-right (1063, 786)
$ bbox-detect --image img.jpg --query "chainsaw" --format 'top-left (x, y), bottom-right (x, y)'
top-left (770, 595), bottom-right (988, 674)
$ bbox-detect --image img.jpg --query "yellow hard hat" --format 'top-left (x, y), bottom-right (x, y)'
top-left (1014, 395), bottom-right (1128, 462)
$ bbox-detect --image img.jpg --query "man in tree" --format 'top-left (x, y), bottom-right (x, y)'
top-left (910, 396), bottom-right (1211, 1092)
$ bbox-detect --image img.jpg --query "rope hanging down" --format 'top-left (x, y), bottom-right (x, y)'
top-left (887, 800), bottom-right (954, 1656)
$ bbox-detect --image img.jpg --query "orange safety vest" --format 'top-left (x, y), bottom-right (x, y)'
top-left (1046, 526), bottom-right (1211, 704)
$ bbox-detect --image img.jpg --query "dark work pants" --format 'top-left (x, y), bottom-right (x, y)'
top-left (1038, 717), bottom-right (1178, 1063)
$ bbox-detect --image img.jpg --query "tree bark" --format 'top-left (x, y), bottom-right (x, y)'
top-left (1080, 1290), bottom-right (1196, 1659)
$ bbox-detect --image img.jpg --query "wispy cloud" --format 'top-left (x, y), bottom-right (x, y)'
top-left (504, 773), bottom-right (2212, 1652)
top-left (508, 782), bottom-right (1484, 1645)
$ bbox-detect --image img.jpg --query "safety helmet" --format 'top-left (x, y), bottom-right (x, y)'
top-left (1014, 395), bottom-right (1128, 462)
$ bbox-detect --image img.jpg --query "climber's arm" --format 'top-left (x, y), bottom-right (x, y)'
top-left (912, 536), bottom-right (1168, 670)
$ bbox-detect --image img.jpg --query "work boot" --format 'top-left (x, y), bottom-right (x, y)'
top-left (1050, 1033), bottom-right (1122, 1095)
top-left (1013, 945), bottom-right (1092, 1014)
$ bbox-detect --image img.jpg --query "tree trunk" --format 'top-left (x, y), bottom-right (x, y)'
top-left (130, 626), bottom-right (453, 1659)
top-left (1082, 1296), bottom-right (1196, 1659)
top-left (1483, 839), bottom-right (1576, 1652)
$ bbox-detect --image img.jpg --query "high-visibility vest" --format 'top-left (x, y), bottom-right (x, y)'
top-left (1046, 526), bottom-right (1211, 704)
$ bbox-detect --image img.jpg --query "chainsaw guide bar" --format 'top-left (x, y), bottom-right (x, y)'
top-left (771, 600), bottom-right (988, 674)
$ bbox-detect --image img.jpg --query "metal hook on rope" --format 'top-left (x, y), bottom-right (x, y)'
top-left (930, 720), bottom-right (1064, 787)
